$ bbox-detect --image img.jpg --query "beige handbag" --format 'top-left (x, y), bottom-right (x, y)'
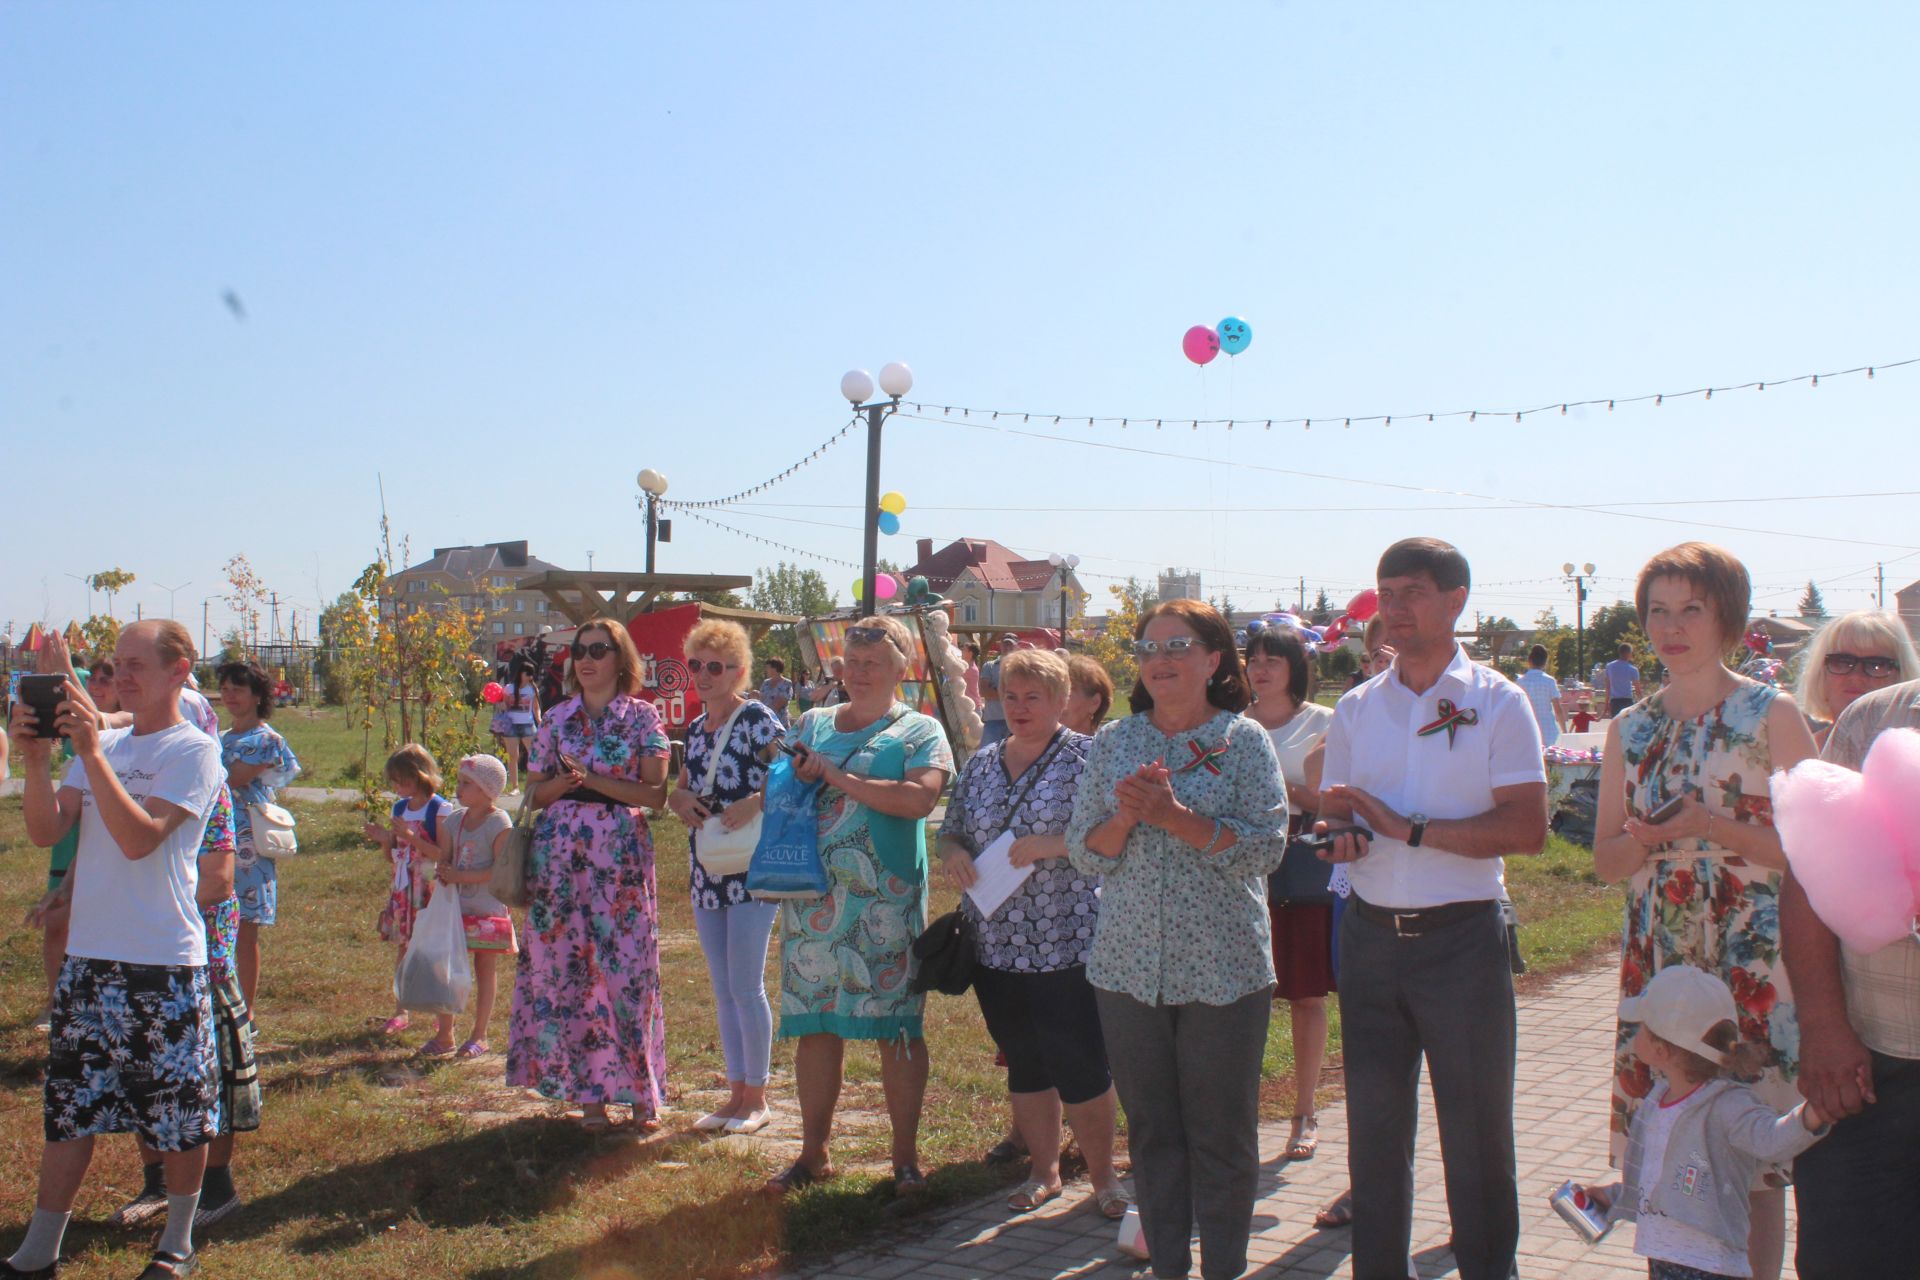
top-left (693, 701), bottom-right (761, 878)
top-left (490, 784), bottom-right (537, 909)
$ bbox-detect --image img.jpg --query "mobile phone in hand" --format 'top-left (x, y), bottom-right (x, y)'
top-left (558, 752), bottom-right (586, 777)
top-left (1646, 793), bottom-right (1686, 825)
top-left (17, 675), bottom-right (67, 740)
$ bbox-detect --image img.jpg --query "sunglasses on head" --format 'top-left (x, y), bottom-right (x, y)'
top-left (1133, 636), bottom-right (1201, 657)
top-left (571, 640), bottom-right (617, 661)
top-left (845, 626), bottom-right (907, 657)
top-left (686, 660), bottom-right (737, 677)
top-left (1825, 652), bottom-right (1899, 678)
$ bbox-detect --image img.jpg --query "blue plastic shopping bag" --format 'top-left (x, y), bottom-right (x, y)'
top-left (747, 754), bottom-right (829, 899)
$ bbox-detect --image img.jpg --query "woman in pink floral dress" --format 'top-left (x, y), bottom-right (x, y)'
top-left (506, 617), bottom-right (672, 1131)
top-left (1592, 544), bottom-right (1818, 1280)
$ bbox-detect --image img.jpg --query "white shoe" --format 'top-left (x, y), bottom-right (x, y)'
top-left (725, 1108), bottom-right (771, 1135)
top-left (693, 1110), bottom-right (734, 1132)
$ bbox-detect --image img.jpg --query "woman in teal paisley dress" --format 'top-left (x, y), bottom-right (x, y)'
top-left (1593, 543), bottom-right (1817, 1280)
top-left (766, 615), bottom-right (954, 1196)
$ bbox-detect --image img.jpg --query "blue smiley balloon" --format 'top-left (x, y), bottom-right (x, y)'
top-left (1217, 316), bottom-right (1252, 356)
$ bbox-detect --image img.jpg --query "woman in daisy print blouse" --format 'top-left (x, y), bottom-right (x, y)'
top-left (1067, 598), bottom-right (1289, 1280)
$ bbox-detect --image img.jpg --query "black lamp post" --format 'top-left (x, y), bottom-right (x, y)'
top-left (840, 363), bottom-right (914, 611)
top-left (637, 469), bottom-right (669, 573)
top-left (1563, 561), bottom-right (1595, 679)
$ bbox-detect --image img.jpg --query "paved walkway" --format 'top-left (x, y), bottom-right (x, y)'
top-left (791, 957), bottom-right (1799, 1279)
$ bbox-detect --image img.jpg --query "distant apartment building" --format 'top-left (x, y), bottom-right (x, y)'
top-left (1158, 568), bottom-right (1202, 601)
top-left (382, 540), bottom-right (564, 647)
top-left (906, 537), bottom-right (1087, 630)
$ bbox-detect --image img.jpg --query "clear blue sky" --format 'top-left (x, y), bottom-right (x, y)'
top-left (5, 3), bottom-right (1916, 643)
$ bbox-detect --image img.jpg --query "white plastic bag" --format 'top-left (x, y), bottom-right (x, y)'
top-left (394, 888), bottom-right (472, 1015)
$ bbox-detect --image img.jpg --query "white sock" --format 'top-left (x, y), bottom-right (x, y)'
top-left (7, 1207), bottom-right (71, 1271)
top-left (157, 1191), bottom-right (200, 1259)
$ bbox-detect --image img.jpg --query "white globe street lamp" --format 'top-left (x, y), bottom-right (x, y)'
top-left (637, 469), bottom-right (671, 572)
top-left (842, 360), bottom-right (915, 611)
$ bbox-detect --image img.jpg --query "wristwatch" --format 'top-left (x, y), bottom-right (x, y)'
top-left (1407, 813), bottom-right (1429, 848)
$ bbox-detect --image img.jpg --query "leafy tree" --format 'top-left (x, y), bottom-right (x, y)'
top-left (223, 555), bottom-right (269, 650)
top-left (749, 562), bottom-right (839, 675)
top-left (315, 590), bottom-right (373, 705)
top-left (78, 615), bottom-right (121, 661)
top-left (1475, 615), bottom-right (1521, 647)
top-left (1309, 588), bottom-right (1336, 626)
top-left (1797, 581), bottom-right (1828, 619)
top-left (1533, 607), bottom-right (1561, 629)
top-left (1083, 577), bottom-right (1154, 705)
top-left (88, 568), bottom-right (136, 618)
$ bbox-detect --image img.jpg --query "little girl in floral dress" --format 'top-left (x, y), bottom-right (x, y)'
top-left (363, 743), bottom-right (448, 1041)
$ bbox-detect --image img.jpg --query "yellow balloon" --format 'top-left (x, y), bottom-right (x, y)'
top-left (879, 491), bottom-right (907, 516)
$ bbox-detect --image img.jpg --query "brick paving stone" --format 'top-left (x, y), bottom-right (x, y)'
top-left (785, 956), bottom-right (1800, 1279)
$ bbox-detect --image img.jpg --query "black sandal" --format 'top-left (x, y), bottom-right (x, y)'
top-left (984, 1138), bottom-right (1027, 1165)
top-left (767, 1160), bottom-right (830, 1195)
top-left (137, 1252), bottom-right (197, 1279)
top-left (893, 1163), bottom-right (928, 1195)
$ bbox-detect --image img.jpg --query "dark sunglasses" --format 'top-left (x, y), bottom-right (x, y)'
top-left (1824, 652), bottom-right (1900, 678)
top-left (571, 640), bottom-right (617, 661)
top-left (845, 626), bottom-right (908, 658)
top-left (686, 660), bottom-right (738, 677)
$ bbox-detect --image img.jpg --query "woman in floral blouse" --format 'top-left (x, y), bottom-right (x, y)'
top-left (1593, 543), bottom-right (1817, 1280)
top-left (939, 648), bottom-right (1125, 1219)
top-left (506, 617), bottom-right (672, 1133)
top-left (667, 619), bottom-right (783, 1136)
top-left (1067, 598), bottom-right (1288, 1280)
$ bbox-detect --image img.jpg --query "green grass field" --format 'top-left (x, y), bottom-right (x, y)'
top-left (0, 783), bottom-right (1618, 1278)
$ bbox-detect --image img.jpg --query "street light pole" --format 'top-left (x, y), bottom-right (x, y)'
top-left (842, 363), bottom-right (914, 613)
top-left (157, 580), bottom-right (192, 620)
top-left (1563, 562), bottom-right (1595, 680)
top-left (636, 470), bottom-right (669, 574)
top-left (1048, 552), bottom-right (1080, 648)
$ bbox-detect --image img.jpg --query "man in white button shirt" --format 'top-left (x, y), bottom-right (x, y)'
top-left (1315, 538), bottom-right (1548, 1280)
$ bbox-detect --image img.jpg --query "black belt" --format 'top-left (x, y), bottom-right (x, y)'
top-left (1351, 896), bottom-right (1495, 938)
top-left (558, 788), bottom-right (623, 807)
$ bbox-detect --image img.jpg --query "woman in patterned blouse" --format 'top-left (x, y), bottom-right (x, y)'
top-left (1067, 598), bottom-right (1289, 1280)
top-left (939, 648), bottom-right (1126, 1219)
top-left (666, 619), bottom-right (783, 1136)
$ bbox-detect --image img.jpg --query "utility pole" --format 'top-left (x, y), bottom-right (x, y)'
top-left (1298, 577), bottom-right (1305, 612)
top-left (1878, 562), bottom-right (1886, 607)
top-left (269, 592), bottom-right (282, 644)
top-left (202, 600), bottom-right (210, 658)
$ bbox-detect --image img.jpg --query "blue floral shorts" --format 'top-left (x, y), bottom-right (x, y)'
top-left (45, 957), bottom-right (222, 1150)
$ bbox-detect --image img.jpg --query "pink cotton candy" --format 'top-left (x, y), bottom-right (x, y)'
top-left (1774, 728), bottom-right (1920, 953)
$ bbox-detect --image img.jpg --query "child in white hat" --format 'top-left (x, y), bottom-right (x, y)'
top-left (1586, 965), bottom-right (1831, 1279)
top-left (398, 753), bottom-right (517, 1058)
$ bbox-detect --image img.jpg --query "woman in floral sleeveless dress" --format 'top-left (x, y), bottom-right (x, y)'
top-left (1592, 543), bottom-right (1818, 1280)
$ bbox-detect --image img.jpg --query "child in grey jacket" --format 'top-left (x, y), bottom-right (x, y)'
top-left (1585, 965), bottom-right (1830, 1280)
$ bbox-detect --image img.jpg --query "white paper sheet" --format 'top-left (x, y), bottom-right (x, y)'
top-left (964, 830), bottom-right (1034, 919)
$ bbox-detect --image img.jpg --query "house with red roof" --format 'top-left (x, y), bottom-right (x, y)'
top-left (907, 537), bottom-right (1088, 631)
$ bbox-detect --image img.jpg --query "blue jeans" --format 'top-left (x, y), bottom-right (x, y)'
top-left (693, 901), bottom-right (779, 1086)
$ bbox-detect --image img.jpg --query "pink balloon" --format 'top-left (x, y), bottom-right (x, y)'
top-left (1346, 588), bottom-right (1380, 622)
top-left (875, 574), bottom-right (901, 601)
top-left (1182, 325), bottom-right (1220, 366)
top-left (482, 681), bottom-right (506, 705)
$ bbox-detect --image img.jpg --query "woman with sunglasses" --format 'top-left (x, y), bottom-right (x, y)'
top-left (1793, 609), bottom-right (1920, 750)
top-left (667, 620), bottom-right (783, 1136)
top-left (767, 615), bottom-right (954, 1196)
top-left (1066, 598), bottom-right (1288, 1280)
top-left (506, 617), bottom-right (672, 1133)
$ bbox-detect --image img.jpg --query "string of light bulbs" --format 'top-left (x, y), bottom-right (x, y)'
top-left (902, 354), bottom-right (1916, 432)
top-left (657, 416), bottom-right (860, 510)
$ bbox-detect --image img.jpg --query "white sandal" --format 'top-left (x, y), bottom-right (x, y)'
top-left (693, 1110), bottom-right (734, 1132)
top-left (725, 1108), bottom-right (771, 1135)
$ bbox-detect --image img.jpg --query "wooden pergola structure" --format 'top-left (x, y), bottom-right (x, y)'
top-left (516, 570), bottom-right (798, 640)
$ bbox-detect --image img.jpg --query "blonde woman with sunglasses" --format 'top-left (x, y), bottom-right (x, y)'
top-left (1793, 609), bottom-right (1920, 750)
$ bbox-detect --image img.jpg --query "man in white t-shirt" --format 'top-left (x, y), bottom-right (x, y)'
top-left (1314, 539), bottom-right (1548, 1280)
top-left (6, 620), bottom-right (228, 1280)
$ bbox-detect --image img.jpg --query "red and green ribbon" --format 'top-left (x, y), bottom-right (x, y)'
top-left (1417, 698), bottom-right (1479, 748)
top-left (1175, 739), bottom-right (1230, 776)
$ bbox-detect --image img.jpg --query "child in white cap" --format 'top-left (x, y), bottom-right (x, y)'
top-left (1585, 965), bottom-right (1831, 1280)
top-left (398, 753), bottom-right (517, 1057)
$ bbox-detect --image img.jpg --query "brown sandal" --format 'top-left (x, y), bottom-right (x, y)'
top-left (767, 1159), bottom-right (832, 1194)
top-left (1313, 1189), bottom-right (1353, 1229)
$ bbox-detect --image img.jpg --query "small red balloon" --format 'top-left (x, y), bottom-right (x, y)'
top-left (1346, 589), bottom-right (1380, 622)
top-left (482, 681), bottom-right (506, 704)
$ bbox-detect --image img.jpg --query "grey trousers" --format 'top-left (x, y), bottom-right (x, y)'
top-left (1339, 899), bottom-right (1519, 1280)
top-left (1097, 985), bottom-right (1272, 1280)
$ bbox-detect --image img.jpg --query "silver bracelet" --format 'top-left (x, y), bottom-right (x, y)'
top-left (1200, 818), bottom-right (1225, 855)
